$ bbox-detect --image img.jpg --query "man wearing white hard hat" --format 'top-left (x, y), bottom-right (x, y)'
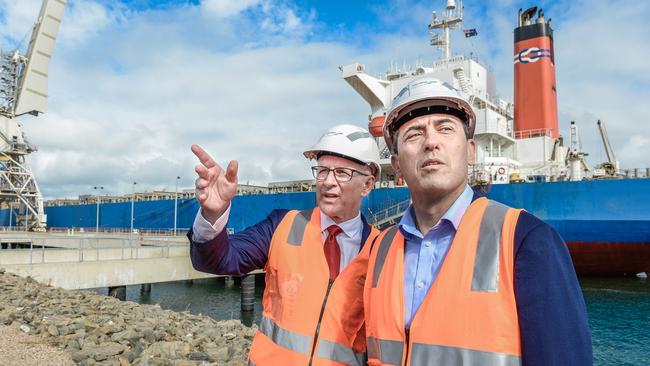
top-left (363, 77), bottom-right (592, 365)
top-left (188, 124), bottom-right (380, 365)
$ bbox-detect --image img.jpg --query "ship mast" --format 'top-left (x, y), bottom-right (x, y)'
top-left (429, 0), bottom-right (463, 59)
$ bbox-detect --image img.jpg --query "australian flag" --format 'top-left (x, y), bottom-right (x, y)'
top-left (464, 28), bottom-right (478, 37)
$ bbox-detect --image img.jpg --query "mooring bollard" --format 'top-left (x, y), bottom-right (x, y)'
top-left (241, 274), bottom-right (255, 312)
top-left (108, 286), bottom-right (127, 301)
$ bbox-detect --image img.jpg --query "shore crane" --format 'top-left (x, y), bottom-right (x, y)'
top-left (0, 0), bottom-right (66, 230)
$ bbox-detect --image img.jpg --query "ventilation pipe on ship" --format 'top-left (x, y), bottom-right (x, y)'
top-left (514, 7), bottom-right (559, 139)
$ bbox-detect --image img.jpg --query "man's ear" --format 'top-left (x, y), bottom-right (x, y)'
top-left (361, 176), bottom-right (375, 197)
top-left (391, 154), bottom-right (401, 178)
top-left (467, 139), bottom-right (476, 165)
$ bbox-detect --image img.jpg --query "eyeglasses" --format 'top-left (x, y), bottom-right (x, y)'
top-left (311, 166), bottom-right (370, 182)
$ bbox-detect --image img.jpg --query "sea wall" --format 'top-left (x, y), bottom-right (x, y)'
top-left (0, 270), bottom-right (254, 365)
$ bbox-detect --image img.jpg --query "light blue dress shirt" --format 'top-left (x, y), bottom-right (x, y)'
top-left (400, 185), bottom-right (474, 328)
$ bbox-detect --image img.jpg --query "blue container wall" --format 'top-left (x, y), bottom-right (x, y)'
top-left (226, 192), bottom-right (316, 232)
top-left (0, 208), bottom-right (15, 226)
top-left (22, 189), bottom-right (408, 232)
top-left (2, 179), bottom-right (649, 242)
top-left (34, 193), bottom-right (316, 232)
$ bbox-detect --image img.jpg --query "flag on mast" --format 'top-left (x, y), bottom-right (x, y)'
top-left (464, 28), bottom-right (478, 37)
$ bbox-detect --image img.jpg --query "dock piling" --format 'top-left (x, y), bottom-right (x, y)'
top-left (241, 274), bottom-right (255, 312)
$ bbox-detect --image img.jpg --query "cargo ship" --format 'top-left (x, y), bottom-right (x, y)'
top-left (337, 0), bottom-right (650, 276)
top-left (1, 1), bottom-right (649, 275)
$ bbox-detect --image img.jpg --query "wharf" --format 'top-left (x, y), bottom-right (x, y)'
top-left (0, 231), bottom-right (261, 290)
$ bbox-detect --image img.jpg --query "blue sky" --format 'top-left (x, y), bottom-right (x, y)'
top-left (1, 0), bottom-right (649, 198)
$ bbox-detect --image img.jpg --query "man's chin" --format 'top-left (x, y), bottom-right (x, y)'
top-left (411, 177), bottom-right (452, 193)
top-left (318, 202), bottom-right (337, 216)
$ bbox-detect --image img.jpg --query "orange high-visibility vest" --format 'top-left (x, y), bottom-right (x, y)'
top-left (248, 207), bottom-right (379, 366)
top-left (364, 198), bottom-right (523, 366)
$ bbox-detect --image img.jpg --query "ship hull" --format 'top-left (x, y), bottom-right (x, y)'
top-left (2, 179), bottom-right (648, 276)
top-left (567, 242), bottom-right (650, 276)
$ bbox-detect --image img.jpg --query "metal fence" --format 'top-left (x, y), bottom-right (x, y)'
top-left (0, 234), bottom-right (190, 265)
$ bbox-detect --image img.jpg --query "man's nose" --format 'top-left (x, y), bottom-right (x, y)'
top-left (323, 169), bottom-right (338, 186)
top-left (423, 128), bottom-right (441, 151)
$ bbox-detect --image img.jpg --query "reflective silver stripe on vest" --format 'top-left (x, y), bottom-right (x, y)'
top-left (372, 226), bottom-right (399, 288)
top-left (287, 208), bottom-right (314, 246)
top-left (317, 339), bottom-right (366, 366)
top-left (471, 200), bottom-right (509, 292)
top-left (409, 343), bottom-right (521, 366)
top-left (259, 315), bottom-right (312, 354)
top-left (367, 337), bottom-right (404, 365)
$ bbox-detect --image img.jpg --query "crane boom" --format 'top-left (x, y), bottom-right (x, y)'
top-left (597, 120), bottom-right (616, 164)
top-left (13, 0), bottom-right (67, 116)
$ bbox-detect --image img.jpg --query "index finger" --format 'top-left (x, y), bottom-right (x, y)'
top-left (191, 144), bottom-right (218, 169)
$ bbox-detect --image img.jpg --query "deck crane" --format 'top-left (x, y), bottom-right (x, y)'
top-left (593, 120), bottom-right (620, 178)
top-left (0, 0), bottom-right (66, 230)
top-left (565, 121), bottom-right (590, 181)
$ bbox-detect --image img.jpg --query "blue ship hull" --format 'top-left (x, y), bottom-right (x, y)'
top-left (1, 179), bottom-right (648, 275)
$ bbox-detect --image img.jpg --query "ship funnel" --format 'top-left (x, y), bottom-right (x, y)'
top-left (513, 5), bottom-right (559, 139)
top-left (520, 7), bottom-right (537, 26)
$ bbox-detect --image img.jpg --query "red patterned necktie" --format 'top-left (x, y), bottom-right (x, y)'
top-left (324, 225), bottom-right (343, 280)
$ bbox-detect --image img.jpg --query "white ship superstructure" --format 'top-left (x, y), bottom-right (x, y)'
top-left (341, 0), bottom-right (571, 186)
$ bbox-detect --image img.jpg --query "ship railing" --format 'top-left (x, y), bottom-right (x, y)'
top-left (369, 199), bottom-right (411, 229)
top-left (432, 55), bottom-right (465, 69)
top-left (0, 233), bottom-right (191, 265)
top-left (0, 226), bottom-right (28, 232)
top-left (514, 128), bottom-right (553, 139)
top-left (45, 227), bottom-right (190, 236)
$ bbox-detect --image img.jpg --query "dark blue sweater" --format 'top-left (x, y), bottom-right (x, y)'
top-left (188, 199), bottom-right (592, 365)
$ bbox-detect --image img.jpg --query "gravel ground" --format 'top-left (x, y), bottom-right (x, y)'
top-left (0, 324), bottom-right (73, 366)
top-left (0, 271), bottom-right (253, 365)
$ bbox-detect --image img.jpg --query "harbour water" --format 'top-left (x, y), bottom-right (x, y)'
top-left (94, 276), bottom-right (650, 365)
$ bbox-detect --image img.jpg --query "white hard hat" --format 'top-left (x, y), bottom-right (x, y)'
top-left (384, 76), bottom-right (476, 153)
top-left (304, 124), bottom-right (381, 178)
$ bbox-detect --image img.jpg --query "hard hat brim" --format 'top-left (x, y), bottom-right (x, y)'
top-left (384, 97), bottom-right (476, 152)
top-left (303, 149), bottom-right (381, 179)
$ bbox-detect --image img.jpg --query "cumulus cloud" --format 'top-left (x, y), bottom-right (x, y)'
top-left (1, 0), bottom-right (648, 201)
top-left (201, 0), bottom-right (261, 18)
top-left (0, 0), bottom-right (123, 49)
top-left (4, 0), bottom-right (349, 199)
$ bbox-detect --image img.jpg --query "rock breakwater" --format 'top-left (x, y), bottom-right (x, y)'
top-left (0, 270), bottom-right (254, 365)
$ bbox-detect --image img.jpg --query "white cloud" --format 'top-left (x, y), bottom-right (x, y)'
top-left (58, 0), bottom-right (124, 45)
top-left (0, 0), bottom-right (42, 44)
top-left (201, 0), bottom-right (261, 18)
top-left (10, 0), bottom-right (347, 199)
top-left (0, 0), bottom-right (123, 50)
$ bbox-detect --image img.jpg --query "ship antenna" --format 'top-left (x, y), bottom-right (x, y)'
top-left (428, 0), bottom-right (464, 60)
